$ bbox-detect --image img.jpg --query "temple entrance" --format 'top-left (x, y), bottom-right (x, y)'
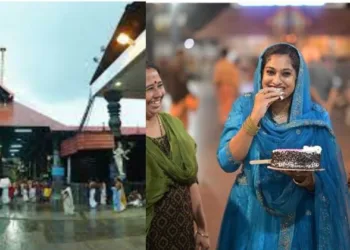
top-left (0, 127), bottom-right (54, 180)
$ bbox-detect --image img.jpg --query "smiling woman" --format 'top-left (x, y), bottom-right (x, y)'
top-left (216, 43), bottom-right (350, 250)
top-left (146, 62), bottom-right (210, 250)
top-left (146, 63), bottom-right (165, 121)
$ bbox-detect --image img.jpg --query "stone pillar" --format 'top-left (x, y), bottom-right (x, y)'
top-left (28, 161), bottom-right (31, 178)
top-left (0, 152), bottom-right (3, 177)
top-left (67, 157), bottom-right (71, 184)
top-left (32, 160), bottom-right (36, 179)
top-left (51, 134), bottom-right (64, 210)
top-left (103, 85), bottom-right (123, 180)
top-left (53, 138), bottom-right (60, 166)
top-left (104, 87), bottom-right (123, 139)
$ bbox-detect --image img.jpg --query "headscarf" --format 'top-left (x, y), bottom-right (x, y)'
top-left (247, 43), bottom-right (350, 249)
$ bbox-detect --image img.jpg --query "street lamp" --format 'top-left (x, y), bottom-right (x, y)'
top-left (114, 81), bottom-right (122, 87)
top-left (116, 33), bottom-right (135, 46)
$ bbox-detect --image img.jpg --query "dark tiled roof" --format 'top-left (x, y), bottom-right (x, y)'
top-left (0, 101), bottom-right (67, 131)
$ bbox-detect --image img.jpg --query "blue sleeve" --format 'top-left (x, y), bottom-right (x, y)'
top-left (217, 96), bottom-right (247, 173)
top-left (314, 131), bottom-right (350, 249)
top-left (312, 102), bottom-right (333, 129)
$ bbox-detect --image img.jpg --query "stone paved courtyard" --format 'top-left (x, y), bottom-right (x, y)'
top-left (0, 203), bottom-right (145, 250)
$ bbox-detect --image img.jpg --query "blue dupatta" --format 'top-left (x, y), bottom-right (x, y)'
top-left (217, 43), bottom-right (350, 250)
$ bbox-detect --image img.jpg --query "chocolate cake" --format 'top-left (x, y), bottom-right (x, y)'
top-left (271, 146), bottom-right (322, 169)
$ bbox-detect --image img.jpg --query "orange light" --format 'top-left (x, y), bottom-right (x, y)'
top-left (116, 33), bottom-right (134, 46)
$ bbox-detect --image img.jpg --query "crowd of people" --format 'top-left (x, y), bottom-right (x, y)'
top-left (0, 178), bottom-right (53, 205)
top-left (0, 177), bottom-right (144, 215)
top-left (83, 179), bottom-right (144, 212)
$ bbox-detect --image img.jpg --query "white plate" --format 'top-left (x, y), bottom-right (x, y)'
top-left (267, 166), bottom-right (325, 172)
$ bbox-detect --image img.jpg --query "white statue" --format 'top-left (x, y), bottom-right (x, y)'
top-left (113, 142), bottom-right (131, 178)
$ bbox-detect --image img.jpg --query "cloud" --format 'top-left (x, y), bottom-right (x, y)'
top-left (0, 2), bottom-right (145, 128)
top-left (5, 76), bottom-right (145, 127)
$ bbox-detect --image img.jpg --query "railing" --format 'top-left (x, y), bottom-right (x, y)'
top-left (69, 181), bottom-right (145, 205)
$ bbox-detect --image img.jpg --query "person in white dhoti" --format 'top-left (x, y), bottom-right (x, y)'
top-left (89, 181), bottom-right (97, 209)
top-left (28, 181), bottom-right (36, 203)
top-left (21, 183), bottom-right (29, 202)
top-left (61, 185), bottom-right (75, 215)
top-left (100, 182), bottom-right (107, 205)
top-left (0, 178), bottom-right (11, 205)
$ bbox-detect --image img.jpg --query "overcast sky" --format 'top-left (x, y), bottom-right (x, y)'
top-left (0, 1), bottom-right (145, 127)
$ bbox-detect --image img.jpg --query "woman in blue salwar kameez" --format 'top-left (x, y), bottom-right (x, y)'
top-left (217, 43), bottom-right (350, 250)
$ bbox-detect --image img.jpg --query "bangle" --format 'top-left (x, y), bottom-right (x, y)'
top-left (196, 231), bottom-right (209, 238)
top-left (293, 175), bottom-right (314, 187)
top-left (243, 116), bottom-right (260, 136)
top-left (293, 178), bottom-right (307, 186)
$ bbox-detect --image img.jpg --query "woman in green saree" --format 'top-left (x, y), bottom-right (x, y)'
top-left (146, 62), bottom-right (210, 250)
